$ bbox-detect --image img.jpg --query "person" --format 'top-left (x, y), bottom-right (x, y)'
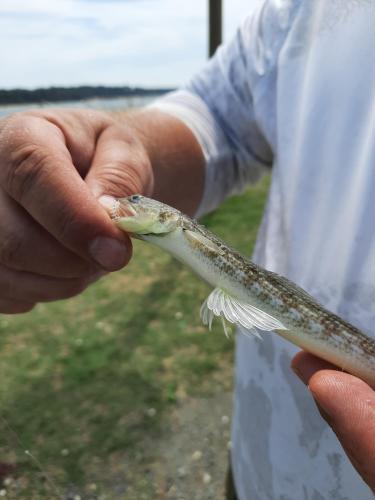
top-left (0, 0), bottom-right (374, 497)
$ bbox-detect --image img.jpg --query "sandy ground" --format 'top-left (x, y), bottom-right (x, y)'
top-left (60, 392), bottom-right (234, 500)
top-left (154, 392), bottom-right (233, 500)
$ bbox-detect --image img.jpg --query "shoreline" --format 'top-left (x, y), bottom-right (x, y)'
top-left (0, 86), bottom-right (172, 106)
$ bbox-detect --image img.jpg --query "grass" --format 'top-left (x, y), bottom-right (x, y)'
top-left (0, 176), bottom-right (270, 498)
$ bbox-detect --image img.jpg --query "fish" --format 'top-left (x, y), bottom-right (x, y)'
top-left (109, 194), bottom-right (375, 387)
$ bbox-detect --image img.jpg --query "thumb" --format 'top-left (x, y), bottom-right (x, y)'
top-left (292, 352), bottom-right (375, 492)
top-left (85, 123), bottom-right (154, 200)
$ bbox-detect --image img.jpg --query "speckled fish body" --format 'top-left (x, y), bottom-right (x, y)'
top-left (111, 195), bottom-right (375, 387)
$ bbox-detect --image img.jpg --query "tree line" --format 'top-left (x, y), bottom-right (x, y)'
top-left (0, 86), bottom-right (172, 105)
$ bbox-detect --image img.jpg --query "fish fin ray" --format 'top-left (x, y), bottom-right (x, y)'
top-left (221, 315), bottom-right (231, 338)
top-left (238, 325), bottom-right (262, 340)
top-left (200, 287), bottom-right (287, 338)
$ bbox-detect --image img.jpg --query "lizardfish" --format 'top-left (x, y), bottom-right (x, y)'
top-left (109, 194), bottom-right (375, 387)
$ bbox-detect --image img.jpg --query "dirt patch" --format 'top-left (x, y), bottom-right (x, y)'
top-left (69, 392), bottom-right (233, 500)
top-left (153, 392), bottom-right (233, 500)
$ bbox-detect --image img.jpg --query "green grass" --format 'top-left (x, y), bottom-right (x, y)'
top-left (0, 176), bottom-right (269, 498)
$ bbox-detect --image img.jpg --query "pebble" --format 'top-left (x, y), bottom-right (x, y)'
top-left (88, 483), bottom-right (97, 491)
top-left (61, 448), bottom-right (69, 456)
top-left (0, 491), bottom-right (6, 497)
top-left (167, 485), bottom-right (177, 497)
top-left (202, 472), bottom-right (212, 484)
top-left (177, 466), bottom-right (187, 478)
top-left (221, 415), bottom-right (230, 425)
top-left (191, 450), bottom-right (202, 461)
top-left (227, 440), bottom-right (232, 450)
top-left (3, 479), bottom-right (12, 487)
top-left (146, 408), bottom-right (157, 417)
top-left (175, 311), bottom-right (183, 320)
top-left (73, 495), bottom-right (81, 500)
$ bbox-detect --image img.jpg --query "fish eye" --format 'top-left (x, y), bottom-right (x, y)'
top-left (129, 194), bottom-right (141, 203)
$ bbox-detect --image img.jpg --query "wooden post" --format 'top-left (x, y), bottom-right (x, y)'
top-left (209, 0), bottom-right (222, 58)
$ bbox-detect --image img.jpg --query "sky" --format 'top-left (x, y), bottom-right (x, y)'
top-left (0, 0), bottom-right (261, 89)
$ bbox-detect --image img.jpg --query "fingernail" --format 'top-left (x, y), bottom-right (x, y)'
top-left (89, 236), bottom-right (127, 271)
top-left (99, 195), bottom-right (117, 213)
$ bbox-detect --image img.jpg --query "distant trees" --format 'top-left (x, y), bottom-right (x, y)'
top-left (0, 86), bottom-right (171, 105)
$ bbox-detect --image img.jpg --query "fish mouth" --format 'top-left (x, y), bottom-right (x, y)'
top-left (110, 196), bottom-right (178, 236)
top-left (110, 199), bottom-right (137, 221)
top-left (110, 198), bottom-right (158, 236)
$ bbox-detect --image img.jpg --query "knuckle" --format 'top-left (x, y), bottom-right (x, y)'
top-left (1, 112), bottom-right (47, 135)
top-left (0, 113), bottom-right (27, 137)
top-left (15, 301), bottom-right (35, 314)
top-left (0, 232), bottom-right (23, 268)
top-left (135, 151), bottom-right (152, 176)
top-left (0, 114), bottom-right (36, 157)
top-left (0, 300), bottom-right (35, 315)
top-left (130, 149), bottom-right (153, 195)
top-left (97, 156), bottom-right (152, 197)
top-left (6, 144), bottom-right (49, 202)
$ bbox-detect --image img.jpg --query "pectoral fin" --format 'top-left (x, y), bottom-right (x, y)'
top-left (184, 230), bottom-right (224, 255)
top-left (200, 287), bottom-right (287, 338)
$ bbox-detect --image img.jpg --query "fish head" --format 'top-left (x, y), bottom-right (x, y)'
top-left (110, 194), bottom-right (181, 236)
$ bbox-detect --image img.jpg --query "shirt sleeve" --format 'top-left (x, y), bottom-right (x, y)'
top-left (149, 2), bottom-right (286, 216)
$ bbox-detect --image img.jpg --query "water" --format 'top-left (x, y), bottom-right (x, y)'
top-left (0, 94), bottom-right (163, 118)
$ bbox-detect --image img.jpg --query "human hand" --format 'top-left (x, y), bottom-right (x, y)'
top-left (0, 109), bottom-right (154, 313)
top-left (292, 352), bottom-right (375, 492)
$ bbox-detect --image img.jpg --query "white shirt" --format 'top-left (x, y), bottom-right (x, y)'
top-left (152, 1), bottom-right (375, 498)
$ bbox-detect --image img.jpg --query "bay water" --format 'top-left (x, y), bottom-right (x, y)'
top-left (0, 94), bottom-right (161, 119)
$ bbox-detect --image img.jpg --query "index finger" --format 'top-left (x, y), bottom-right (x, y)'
top-left (292, 351), bottom-right (375, 491)
top-left (310, 370), bottom-right (375, 491)
top-left (0, 113), bottom-right (131, 271)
